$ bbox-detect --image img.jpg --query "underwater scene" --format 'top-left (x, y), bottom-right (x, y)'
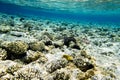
top-left (0, 0), bottom-right (120, 80)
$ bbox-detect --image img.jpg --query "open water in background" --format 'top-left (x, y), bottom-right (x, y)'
top-left (0, 0), bottom-right (120, 26)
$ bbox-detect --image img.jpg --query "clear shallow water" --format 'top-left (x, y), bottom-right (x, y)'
top-left (0, 0), bottom-right (120, 25)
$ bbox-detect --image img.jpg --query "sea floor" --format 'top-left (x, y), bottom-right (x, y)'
top-left (0, 13), bottom-right (120, 80)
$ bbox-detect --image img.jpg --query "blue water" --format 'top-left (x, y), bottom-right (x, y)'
top-left (0, 1), bottom-right (120, 25)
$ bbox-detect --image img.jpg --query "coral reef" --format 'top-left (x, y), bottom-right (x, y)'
top-left (2, 41), bottom-right (28, 55)
top-left (0, 13), bottom-right (119, 80)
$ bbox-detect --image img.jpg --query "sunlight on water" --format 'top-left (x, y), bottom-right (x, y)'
top-left (0, 0), bottom-right (120, 14)
top-left (0, 0), bottom-right (120, 25)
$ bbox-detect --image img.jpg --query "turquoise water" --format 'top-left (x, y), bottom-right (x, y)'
top-left (0, 0), bottom-right (120, 25)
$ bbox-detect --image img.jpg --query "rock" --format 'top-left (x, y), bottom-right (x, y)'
top-left (76, 68), bottom-right (99, 80)
top-left (46, 59), bottom-right (68, 73)
top-left (52, 70), bottom-right (70, 80)
top-left (44, 40), bottom-right (52, 46)
top-left (73, 57), bottom-right (94, 72)
top-left (0, 48), bottom-right (7, 60)
top-left (101, 51), bottom-right (114, 56)
top-left (80, 50), bottom-right (92, 59)
top-left (29, 41), bottom-right (45, 51)
top-left (109, 34), bottom-right (116, 38)
top-left (53, 40), bottom-right (64, 48)
top-left (37, 55), bottom-right (48, 64)
top-left (19, 17), bottom-right (25, 21)
top-left (64, 37), bottom-right (76, 47)
top-left (22, 50), bottom-right (46, 63)
top-left (0, 73), bottom-right (13, 80)
top-left (61, 22), bottom-right (68, 26)
top-left (2, 41), bottom-right (28, 55)
top-left (42, 31), bottom-right (54, 40)
top-left (13, 67), bottom-right (43, 80)
top-left (44, 46), bottom-right (53, 51)
top-left (24, 22), bottom-right (33, 31)
top-left (0, 60), bottom-right (22, 78)
top-left (10, 31), bottom-right (26, 37)
top-left (53, 26), bottom-right (66, 32)
top-left (0, 25), bottom-right (11, 33)
top-left (69, 41), bottom-right (80, 49)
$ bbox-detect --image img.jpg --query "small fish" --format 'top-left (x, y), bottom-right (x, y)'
top-left (62, 54), bottom-right (73, 61)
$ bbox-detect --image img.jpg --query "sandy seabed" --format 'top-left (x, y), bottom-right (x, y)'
top-left (0, 13), bottom-right (120, 80)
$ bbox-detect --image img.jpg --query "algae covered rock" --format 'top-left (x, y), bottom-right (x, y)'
top-left (0, 60), bottom-right (22, 78)
top-left (0, 25), bottom-right (11, 33)
top-left (29, 41), bottom-right (45, 51)
top-left (42, 31), bottom-right (54, 40)
top-left (63, 36), bottom-right (76, 47)
top-left (69, 41), bottom-right (80, 49)
top-left (13, 67), bottom-right (43, 80)
top-left (23, 50), bottom-right (46, 63)
top-left (0, 48), bottom-right (7, 60)
top-left (3, 41), bottom-right (28, 55)
top-left (52, 70), bottom-right (70, 80)
top-left (0, 73), bottom-right (14, 80)
top-left (46, 59), bottom-right (68, 73)
top-left (53, 40), bottom-right (64, 48)
top-left (73, 57), bottom-right (94, 72)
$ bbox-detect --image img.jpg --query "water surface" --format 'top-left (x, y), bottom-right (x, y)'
top-left (0, 0), bottom-right (120, 25)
